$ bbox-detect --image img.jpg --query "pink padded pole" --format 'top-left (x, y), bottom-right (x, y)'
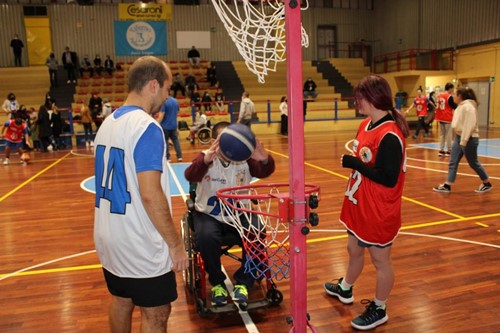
top-left (284, 1), bottom-right (316, 332)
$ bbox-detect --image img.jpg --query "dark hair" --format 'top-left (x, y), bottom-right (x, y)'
top-left (8, 93), bottom-right (15, 100)
top-left (445, 82), bottom-right (454, 91)
top-left (128, 56), bottom-right (169, 94)
top-left (429, 91), bottom-right (435, 98)
top-left (354, 75), bottom-right (409, 138)
top-left (456, 86), bottom-right (478, 104)
top-left (280, 96), bottom-right (286, 103)
top-left (211, 121), bottom-right (230, 139)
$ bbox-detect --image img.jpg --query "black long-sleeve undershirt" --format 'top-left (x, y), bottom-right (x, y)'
top-left (342, 115), bottom-right (403, 188)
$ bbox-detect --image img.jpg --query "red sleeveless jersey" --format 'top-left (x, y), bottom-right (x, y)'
top-left (4, 120), bottom-right (26, 143)
top-left (435, 92), bottom-right (453, 122)
top-left (340, 117), bottom-right (406, 246)
top-left (414, 96), bottom-right (428, 117)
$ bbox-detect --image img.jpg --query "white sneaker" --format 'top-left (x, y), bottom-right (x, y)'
top-left (3, 158), bottom-right (9, 165)
top-left (90, 141), bottom-right (94, 147)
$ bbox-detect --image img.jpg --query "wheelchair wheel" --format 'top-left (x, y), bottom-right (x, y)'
top-left (266, 288), bottom-right (284, 305)
top-left (197, 127), bottom-right (211, 145)
top-left (180, 212), bottom-right (195, 292)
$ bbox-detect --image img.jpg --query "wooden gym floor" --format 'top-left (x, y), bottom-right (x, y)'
top-left (1, 127), bottom-right (499, 333)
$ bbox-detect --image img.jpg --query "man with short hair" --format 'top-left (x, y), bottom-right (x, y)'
top-left (94, 56), bottom-right (189, 333)
top-left (62, 46), bottom-right (78, 84)
top-left (157, 95), bottom-right (183, 162)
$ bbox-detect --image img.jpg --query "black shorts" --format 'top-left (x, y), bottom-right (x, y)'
top-left (347, 230), bottom-right (392, 249)
top-left (103, 269), bottom-right (177, 307)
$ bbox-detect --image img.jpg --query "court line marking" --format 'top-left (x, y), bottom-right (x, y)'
top-left (3, 218), bottom-right (499, 280)
top-left (0, 152), bottom-right (71, 203)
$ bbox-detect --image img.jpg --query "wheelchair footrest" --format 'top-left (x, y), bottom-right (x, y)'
top-left (208, 303), bottom-right (239, 314)
top-left (244, 299), bottom-right (272, 311)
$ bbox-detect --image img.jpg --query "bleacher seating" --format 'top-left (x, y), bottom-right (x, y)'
top-left (232, 61), bottom-right (357, 122)
top-left (0, 66), bottom-right (50, 124)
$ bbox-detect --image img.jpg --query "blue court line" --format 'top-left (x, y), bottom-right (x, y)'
top-left (82, 163), bottom-right (191, 196)
top-left (411, 138), bottom-right (500, 159)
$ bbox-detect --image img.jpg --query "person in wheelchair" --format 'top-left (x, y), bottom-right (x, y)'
top-left (187, 109), bottom-right (207, 144)
top-left (184, 121), bottom-right (275, 307)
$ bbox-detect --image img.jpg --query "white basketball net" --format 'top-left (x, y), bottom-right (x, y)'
top-left (211, 0), bottom-right (309, 83)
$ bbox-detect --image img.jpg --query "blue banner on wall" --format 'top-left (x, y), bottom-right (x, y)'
top-left (114, 21), bottom-right (168, 56)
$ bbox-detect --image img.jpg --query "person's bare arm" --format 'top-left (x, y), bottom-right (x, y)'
top-left (137, 170), bottom-right (189, 272)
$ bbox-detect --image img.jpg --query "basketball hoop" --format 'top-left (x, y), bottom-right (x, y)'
top-left (216, 183), bottom-right (319, 281)
top-left (211, 0), bottom-right (309, 83)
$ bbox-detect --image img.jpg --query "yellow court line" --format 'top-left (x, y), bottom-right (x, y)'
top-left (0, 264), bottom-right (102, 278)
top-left (266, 148), bottom-right (463, 219)
top-left (475, 222), bottom-right (489, 228)
top-left (0, 152), bottom-right (71, 203)
top-left (3, 212), bottom-right (499, 279)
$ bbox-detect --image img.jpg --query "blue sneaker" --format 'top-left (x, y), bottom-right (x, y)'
top-left (211, 284), bottom-right (228, 307)
top-left (232, 284), bottom-right (248, 306)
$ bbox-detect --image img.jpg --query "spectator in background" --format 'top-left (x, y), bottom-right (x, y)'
top-left (279, 96), bottom-right (288, 135)
top-left (44, 92), bottom-right (55, 110)
top-left (237, 91), bottom-right (256, 128)
top-left (102, 98), bottom-right (113, 119)
top-left (303, 77), bottom-right (318, 100)
top-left (79, 55), bottom-right (94, 78)
top-left (185, 72), bottom-right (198, 98)
top-left (89, 93), bottom-right (103, 131)
top-left (94, 54), bottom-right (104, 76)
top-left (171, 73), bottom-right (186, 98)
top-left (10, 34), bottom-right (24, 67)
top-left (157, 96), bottom-right (183, 162)
top-left (30, 108), bottom-right (40, 151)
top-left (2, 93), bottom-right (20, 117)
top-left (201, 91), bottom-right (212, 111)
top-left (50, 103), bottom-right (64, 150)
top-left (190, 87), bottom-right (201, 112)
top-left (104, 55), bottom-right (115, 76)
top-left (214, 87), bottom-right (225, 113)
top-left (37, 105), bottom-right (52, 152)
top-left (206, 62), bottom-right (217, 87)
top-left (187, 109), bottom-right (207, 144)
top-left (80, 100), bottom-right (93, 148)
top-left (62, 46), bottom-right (78, 84)
top-left (187, 46), bottom-right (201, 68)
top-left (45, 52), bottom-right (59, 87)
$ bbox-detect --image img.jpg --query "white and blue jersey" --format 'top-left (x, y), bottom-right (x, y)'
top-left (94, 105), bottom-right (172, 278)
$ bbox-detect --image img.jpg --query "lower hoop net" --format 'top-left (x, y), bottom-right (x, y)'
top-left (211, 0), bottom-right (309, 83)
top-left (217, 183), bottom-right (319, 281)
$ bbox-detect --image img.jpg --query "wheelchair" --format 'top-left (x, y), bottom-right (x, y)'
top-left (180, 188), bottom-right (283, 317)
top-left (188, 120), bottom-right (212, 145)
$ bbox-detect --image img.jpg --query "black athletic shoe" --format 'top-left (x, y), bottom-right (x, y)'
top-left (351, 300), bottom-right (388, 331)
top-left (433, 184), bottom-right (451, 193)
top-left (324, 277), bottom-right (353, 304)
top-left (475, 182), bottom-right (492, 193)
